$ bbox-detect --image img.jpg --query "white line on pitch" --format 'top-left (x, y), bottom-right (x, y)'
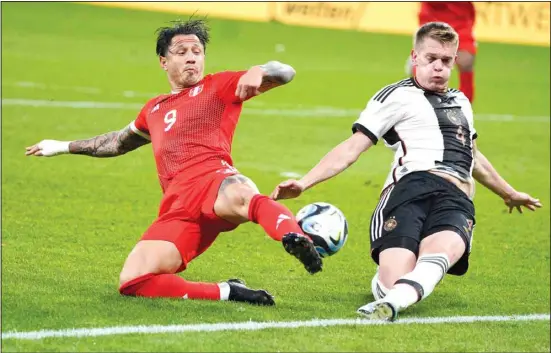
top-left (280, 171), bottom-right (302, 178)
top-left (12, 81), bottom-right (102, 94)
top-left (2, 98), bottom-right (549, 123)
top-left (2, 314), bottom-right (549, 340)
top-left (2, 99), bottom-right (142, 110)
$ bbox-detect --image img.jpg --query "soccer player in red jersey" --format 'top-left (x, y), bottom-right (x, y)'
top-left (25, 19), bottom-right (323, 305)
top-left (407, 2), bottom-right (477, 103)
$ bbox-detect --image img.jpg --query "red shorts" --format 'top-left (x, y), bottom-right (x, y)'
top-left (419, 3), bottom-right (477, 54)
top-left (140, 159), bottom-right (240, 273)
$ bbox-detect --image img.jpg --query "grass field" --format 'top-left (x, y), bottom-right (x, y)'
top-left (1, 2), bottom-right (550, 352)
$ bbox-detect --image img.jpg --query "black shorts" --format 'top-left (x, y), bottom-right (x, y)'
top-left (370, 171), bottom-right (476, 276)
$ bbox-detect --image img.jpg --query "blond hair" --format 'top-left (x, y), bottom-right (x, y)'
top-left (414, 22), bottom-right (459, 49)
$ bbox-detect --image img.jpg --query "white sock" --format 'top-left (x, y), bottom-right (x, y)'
top-left (218, 282), bottom-right (231, 301)
top-left (371, 270), bottom-right (389, 300)
top-left (383, 253), bottom-right (450, 311)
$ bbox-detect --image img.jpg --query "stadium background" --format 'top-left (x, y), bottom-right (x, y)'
top-left (1, 1), bottom-right (549, 352)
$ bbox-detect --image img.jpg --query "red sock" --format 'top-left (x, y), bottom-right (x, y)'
top-left (459, 71), bottom-right (474, 103)
top-left (248, 195), bottom-right (305, 241)
top-left (119, 273), bottom-right (221, 300)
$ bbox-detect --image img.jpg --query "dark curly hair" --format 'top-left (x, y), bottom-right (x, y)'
top-left (155, 18), bottom-right (210, 56)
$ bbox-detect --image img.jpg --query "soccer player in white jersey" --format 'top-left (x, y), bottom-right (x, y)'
top-left (271, 22), bottom-right (542, 321)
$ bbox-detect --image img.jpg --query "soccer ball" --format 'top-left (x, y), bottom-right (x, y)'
top-left (296, 202), bottom-right (348, 258)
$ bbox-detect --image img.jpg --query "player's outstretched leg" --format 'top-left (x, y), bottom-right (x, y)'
top-left (357, 248), bottom-right (416, 321)
top-left (248, 192), bottom-right (323, 274)
top-left (120, 274), bottom-right (274, 305)
top-left (118, 240), bottom-right (275, 305)
top-left (359, 231), bottom-right (463, 321)
top-left (214, 174), bottom-right (323, 274)
top-left (359, 251), bottom-right (450, 321)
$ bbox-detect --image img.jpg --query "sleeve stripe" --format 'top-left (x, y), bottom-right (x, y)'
top-left (352, 123), bottom-right (378, 145)
top-left (379, 86), bottom-right (401, 103)
top-left (374, 85), bottom-right (396, 102)
top-left (129, 121), bottom-right (151, 141)
top-left (373, 79), bottom-right (414, 103)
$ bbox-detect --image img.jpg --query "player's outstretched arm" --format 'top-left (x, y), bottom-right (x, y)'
top-left (25, 124), bottom-right (150, 158)
top-left (472, 141), bottom-right (542, 213)
top-left (235, 61), bottom-right (296, 100)
top-left (271, 132), bottom-right (374, 200)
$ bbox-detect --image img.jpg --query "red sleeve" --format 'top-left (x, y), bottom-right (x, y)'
top-left (129, 102), bottom-right (151, 140)
top-left (213, 70), bottom-right (248, 104)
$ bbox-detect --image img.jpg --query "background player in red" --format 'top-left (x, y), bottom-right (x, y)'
top-left (407, 2), bottom-right (477, 103)
top-left (25, 19), bottom-right (323, 305)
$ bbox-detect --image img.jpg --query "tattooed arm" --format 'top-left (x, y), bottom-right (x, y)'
top-left (69, 125), bottom-right (150, 157)
top-left (25, 124), bottom-right (150, 158)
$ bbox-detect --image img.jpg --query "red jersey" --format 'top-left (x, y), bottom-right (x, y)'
top-left (130, 71), bottom-right (247, 191)
top-left (419, 2), bottom-right (475, 28)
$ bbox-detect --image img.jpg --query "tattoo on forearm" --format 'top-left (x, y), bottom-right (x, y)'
top-left (69, 126), bottom-right (149, 157)
top-left (116, 127), bottom-right (150, 154)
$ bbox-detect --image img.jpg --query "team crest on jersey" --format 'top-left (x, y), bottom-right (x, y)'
top-left (189, 85), bottom-right (203, 97)
top-left (384, 217), bottom-right (398, 232)
top-left (445, 109), bottom-right (461, 125)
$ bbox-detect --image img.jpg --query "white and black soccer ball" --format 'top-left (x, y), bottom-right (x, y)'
top-left (296, 202), bottom-right (348, 258)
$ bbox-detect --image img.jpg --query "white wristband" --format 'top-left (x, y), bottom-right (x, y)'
top-left (37, 140), bottom-right (71, 156)
top-left (60, 141), bottom-right (71, 154)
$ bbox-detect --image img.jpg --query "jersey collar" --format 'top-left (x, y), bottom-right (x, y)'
top-left (170, 76), bottom-right (208, 95)
top-left (411, 76), bottom-right (451, 95)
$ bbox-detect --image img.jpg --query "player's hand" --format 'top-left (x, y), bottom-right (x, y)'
top-left (25, 140), bottom-right (70, 157)
top-left (235, 66), bottom-right (264, 101)
top-left (504, 191), bottom-right (542, 213)
top-left (271, 179), bottom-right (305, 200)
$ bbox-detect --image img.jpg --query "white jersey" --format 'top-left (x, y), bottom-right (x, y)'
top-left (353, 77), bottom-right (477, 193)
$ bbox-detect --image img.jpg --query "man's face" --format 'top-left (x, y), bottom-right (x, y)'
top-left (160, 34), bottom-right (205, 88)
top-left (411, 38), bottom-right (457, 92)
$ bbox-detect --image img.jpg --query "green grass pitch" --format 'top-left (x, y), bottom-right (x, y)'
top-left (1, 2), bottom-right (549, 352)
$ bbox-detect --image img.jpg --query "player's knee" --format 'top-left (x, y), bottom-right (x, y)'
top-left (119, 269), bottom-right (139, 288)
top-left (456, 51), bottom-right (475, 72)
top-left (420, 230), bottom-right (466, 264)
top-left (224, 182), bottom-right (259, 215)
top-left (119, 265), bottom-right (150, 287)
top-left (119, 240), bottom-right (182, 287)
top-left (235, 183), bottom-right (258, 206)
